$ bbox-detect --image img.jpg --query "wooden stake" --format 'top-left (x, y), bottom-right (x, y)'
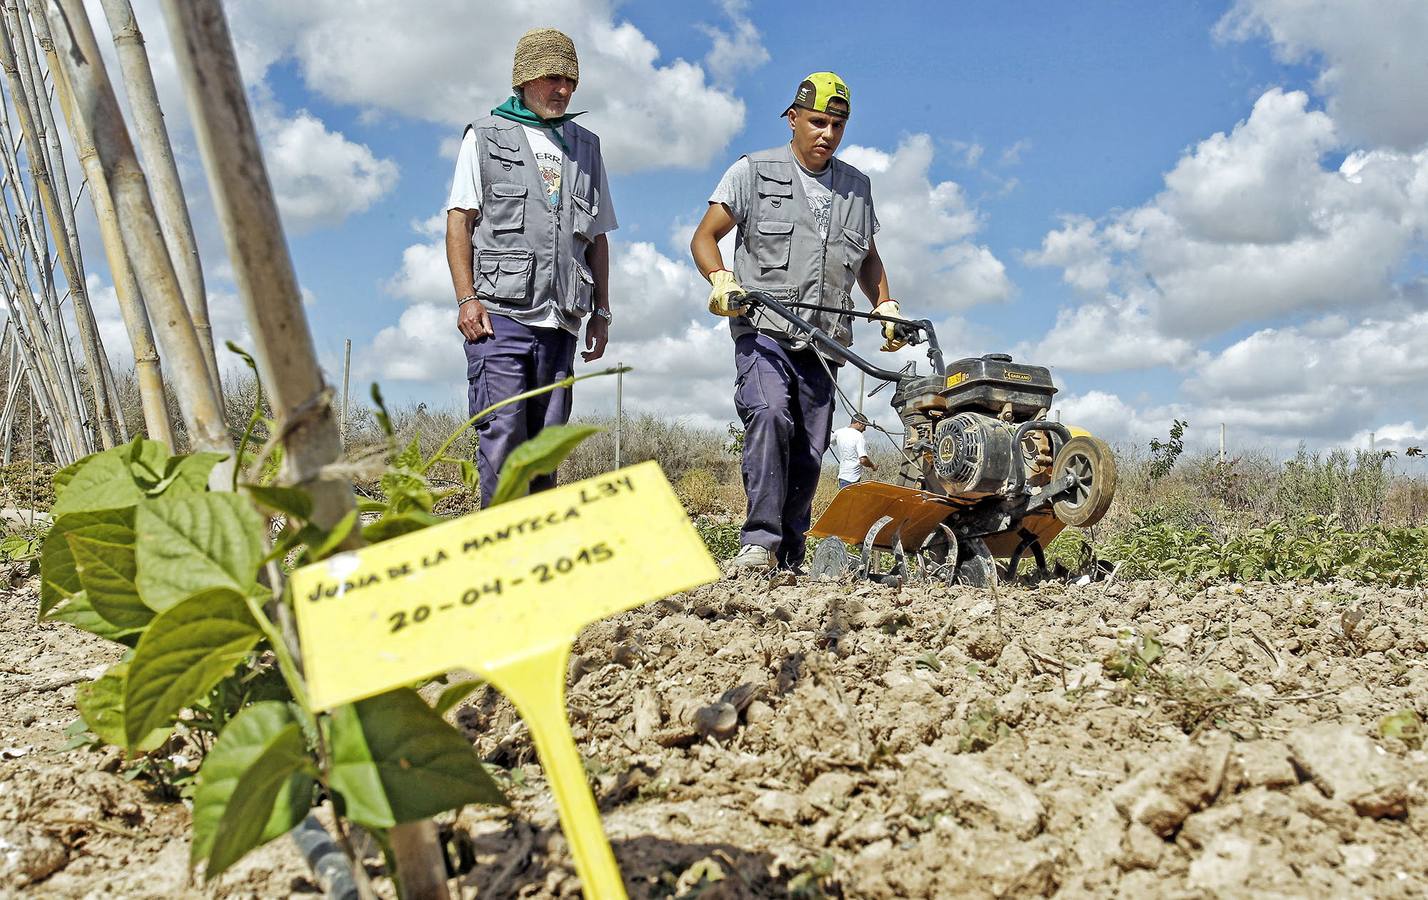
top-left (340, 337), bottom-right (350, 447)
top-left (159, 3), bottom-right (449, 895)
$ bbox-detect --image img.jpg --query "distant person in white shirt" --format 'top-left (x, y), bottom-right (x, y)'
top-left (831, 414), bottom-right (876, 488)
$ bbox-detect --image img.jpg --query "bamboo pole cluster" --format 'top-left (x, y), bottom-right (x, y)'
top-left (0, 0), bottom-right (234, 465)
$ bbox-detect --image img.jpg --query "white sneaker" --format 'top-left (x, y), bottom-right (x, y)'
top-left (728, 543), bottom-right (773, 571)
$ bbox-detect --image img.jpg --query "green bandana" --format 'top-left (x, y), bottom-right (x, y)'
top-left (491, 95), bottom-right (583, 155)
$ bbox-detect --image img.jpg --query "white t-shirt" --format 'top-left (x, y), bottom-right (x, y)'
top-left (446, 123), bottom-right (618, 332)
top-left (831, 426), bottom-right (869, 483)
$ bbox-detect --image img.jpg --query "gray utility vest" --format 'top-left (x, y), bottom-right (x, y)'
top-left (731, 143), bottom-right (875, 350)
top-left (468, 115), bottom-right (605, 332)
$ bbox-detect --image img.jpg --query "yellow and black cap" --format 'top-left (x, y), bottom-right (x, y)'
top-left (782, 71), bottom-right (850, 118)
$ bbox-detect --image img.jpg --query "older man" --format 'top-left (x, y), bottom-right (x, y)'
top-left (446, 28), bottom-right (616, 506)
top-left (690, 72), bottom-right (909, 572)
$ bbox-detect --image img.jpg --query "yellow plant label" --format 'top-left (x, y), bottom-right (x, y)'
top-left (292, 460), bottom-right (718, 710)
top-left (292, 461), bottom-right (719, 899)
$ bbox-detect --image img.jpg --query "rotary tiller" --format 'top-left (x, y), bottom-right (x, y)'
top-left (740, 291), bottom-right (1118, 587)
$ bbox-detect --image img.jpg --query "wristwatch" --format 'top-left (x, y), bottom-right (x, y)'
top-left (593, 307), bottom-right (613, 325)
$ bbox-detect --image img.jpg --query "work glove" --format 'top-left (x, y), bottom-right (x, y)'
top-left (707, 269), bottom-right (749, 317)
top-left (874, 299), bottom-right (907, 352)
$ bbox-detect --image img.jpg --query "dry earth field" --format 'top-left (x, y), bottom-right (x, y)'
top-left (2, 568), bottom-right (1426, 898)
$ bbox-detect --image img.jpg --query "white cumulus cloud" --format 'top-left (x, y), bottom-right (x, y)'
top-left (258, 110), bottom-right (399, 234)
top-left (229, 0), bottom-right (747, 173)
top-left (1217, 0), bottom-right (1428, 150)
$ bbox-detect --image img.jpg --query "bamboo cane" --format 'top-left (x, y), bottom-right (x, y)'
top-left (0, 289), bottom-right (67, 463)
top-left (96, 0), bottom-right (219, 399)
top-left (28, 1), bottom-right (172, 447)
top-left (158, 3), bottom-right (447, 896)
top-left (12, 3), bottom-right (80, 280)
top-left (1, 334), bottom-right (15, 465)
top-left (0, 195), bottom-right (80, 458)
top-left (44, 0), bottom-right (230, 468)
top-left (0, 10), bottom-right (116, 448)
top-left (21, 4), bottom-right (130, 447)
top-left (26, 192), bottom-right (87, 435)
top-left (0, 81), bottom-right (87, 455)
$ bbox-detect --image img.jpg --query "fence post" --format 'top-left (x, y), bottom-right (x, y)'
top-left (614, 361), bottom-right (622, 470)
top-left (340, 338), bottom-right (351, 447)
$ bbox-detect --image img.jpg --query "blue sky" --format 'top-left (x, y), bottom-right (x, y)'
top-left (67, 0), bottom-right (1428, 463)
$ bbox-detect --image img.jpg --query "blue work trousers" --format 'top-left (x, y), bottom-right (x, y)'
top-left (734, 333), bottom-right (836, 567)
top-left (465, 315), bottom-right (576, 507)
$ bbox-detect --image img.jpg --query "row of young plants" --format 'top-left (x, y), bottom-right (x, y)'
top-left (40, 378), bottom-right (600, 886)
top-left (1090, 511), bottom-right (1428, 585)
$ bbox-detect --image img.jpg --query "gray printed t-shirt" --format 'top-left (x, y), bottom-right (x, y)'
top-left (709, 152), bottom-right (879, 239)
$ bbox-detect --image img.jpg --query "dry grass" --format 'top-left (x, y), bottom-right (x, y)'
top-left (12, 367), bottom-right (1427, 540)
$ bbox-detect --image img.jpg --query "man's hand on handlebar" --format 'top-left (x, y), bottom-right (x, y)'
top-left (873, 299), bottom-right (908, 352)
top-left (706, 269), bottom-right (750, 317)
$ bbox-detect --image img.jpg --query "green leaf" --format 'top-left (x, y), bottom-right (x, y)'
top-left (52, 456), bottom-right (87, 499)
top-left (242, 484), bottom-right (314, 521)
top-left (192, 701), bottom-right (314, 880)
top-left (68, 534), bottom-right (152, 631)
top-left (434, 679), bottom-right (483, 716)
top-left (458, 459), bottom-right (479, 492)
top-left (127, 437), bottom-right (172, 489)
top-left (370, 383), bottom-right (394, 438)
top-left (51, 449), bottom-right (146, 515)
top-left (379, 469), bottom-right (434, 514)
top-left (43, 591), bottom-right (144, 644)
top-left (328, 688), bottom-right (505, 828)
top-left (303, 509), bottom-right (357, 562)
top-left (490, 424), bottom-right (601, 507)
top-left (135, 494), bottom-right (265, 612)
top-left (75, 662), bottom-right (168, 752)
top-left (394, 437), bottom-right (423, 472)
top-left (40, 508), bottom-right (135, 618)
top-left (123, 587), bottom-right (263, 751)
top-left (362, 510), bottom-right (444, 543)
top-left (149, 452), bottom-right (228, 497)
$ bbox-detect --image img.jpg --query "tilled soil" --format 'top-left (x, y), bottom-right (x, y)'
top-left (0, 581), bottom-right (313, 899)
top-left (3, 572), bottom-right (1426, 898)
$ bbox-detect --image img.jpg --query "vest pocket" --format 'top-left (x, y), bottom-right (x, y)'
top-left (485, 134), bottom-right (525, 172)
top-left (753, 220), bottom-right (795, 270)
top-left (485, 182), bottom-right (527, 232)
top-left (756, 172), bottom-right (794, 209)
top-left (569, 260), bottom-right (595, 315)
top-left (475, 248), bottom-right (535, 305)
top-left (842, 226), bottom-right (870, 268)
top-left (571, 194), bottom-right (597, 242)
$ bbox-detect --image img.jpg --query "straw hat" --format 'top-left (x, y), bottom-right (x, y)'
top-left (512, 28), bottom-right (579, 88)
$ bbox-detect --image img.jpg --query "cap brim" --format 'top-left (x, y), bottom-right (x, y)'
top-left (781, 102), bottom-right (848, 119)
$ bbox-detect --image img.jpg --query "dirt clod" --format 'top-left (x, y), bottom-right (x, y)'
top-left (1287, 723), bottom-right (1409, 818)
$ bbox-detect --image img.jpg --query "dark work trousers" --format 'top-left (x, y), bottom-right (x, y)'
top-left (465, 314), bottom-right (577, 507)
top-left (734, 332), bottom-right (836, 568)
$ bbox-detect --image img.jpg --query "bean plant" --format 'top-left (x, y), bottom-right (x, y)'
top-left (40, 375), bottom-right (602, 886)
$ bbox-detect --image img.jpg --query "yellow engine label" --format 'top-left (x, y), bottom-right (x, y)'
top-left (946, 372), bottom-right (967, 388)
top-left (1002, 369), bottom-right (1032, 382)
